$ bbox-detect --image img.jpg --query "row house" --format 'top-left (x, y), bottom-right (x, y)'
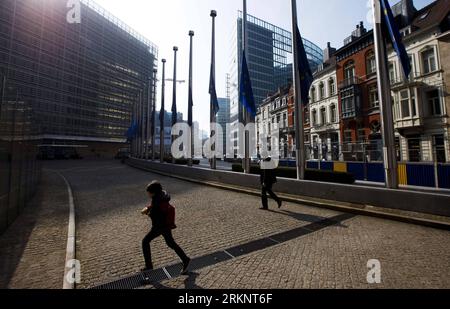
top-left (389, 0), bottom-right (450, 163)
top-left (256, 86), bottom-right (292, 159)
top-left (335, 22), bottom-right (381, 162)
top-left (309, 44), bottom-right (340, 161)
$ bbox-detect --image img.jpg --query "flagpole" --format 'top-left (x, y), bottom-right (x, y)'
top-left (291, 0), bottom-right (306, 180)
top-left (160, 58), bottom-right (166, 163)
top-left (172, 46), bottom-right (178, 164)
top-left (133, 94), bottom-right (138, 158)
top-left (145, 78), bottom-right (151, 160)
top-left (140, 90), bottom-right (145, 158)
top-left (210, 10), bottom-right (217, 170)
top-left (152, 68), bottom-right (157, 161)
top-left (242, 0), bottom-right (252, 174)
top-left (372, 0), bottom-right (398, 189)
top-left (188, 30), bottom-right (195, 167)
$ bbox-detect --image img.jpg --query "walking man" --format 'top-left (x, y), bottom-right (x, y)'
top-left (260, 157), bottom-right (282, 210)
top-left (141, 181), bottom-right (191, 274)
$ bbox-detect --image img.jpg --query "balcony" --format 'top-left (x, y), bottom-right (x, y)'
top-left (338, 76), bottom-right (363, 89)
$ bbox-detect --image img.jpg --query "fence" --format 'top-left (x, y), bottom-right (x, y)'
top-left (296, 160), bottom-right (450, 189)
top-left (0, 80), bottom-right (42, 234)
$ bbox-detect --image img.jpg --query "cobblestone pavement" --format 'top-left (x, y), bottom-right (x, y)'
top-left (4, 161), bottom-right (450, 289)
top-left (0, 171), bottom-right (69, 289)
top-left (16, 160), bottom-right (450, 289)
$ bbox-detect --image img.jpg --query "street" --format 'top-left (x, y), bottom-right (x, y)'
top-left (0, 159), bottom-right (449, 289)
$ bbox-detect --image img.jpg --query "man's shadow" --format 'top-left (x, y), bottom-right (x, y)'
top-left (150, 272), bottom-right (203, 290)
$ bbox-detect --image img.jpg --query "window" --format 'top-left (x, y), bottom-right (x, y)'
top-left (357, 129), bottom-right (366, 143)
top-left (411, 90), bottom-right (417, 117)
top-left (369, 85), bottom-right (379, 109)
top-left (311, 87), bottom-right (316, 102)
top-left (400, 90), bottom-right (410, 118)
top-left (341, 88), bottom-right (355, 118)
top-left (422, 48), bottom-right (437, 74)
top-left (408, 136), bottom-right (421, 162)
top-left (366, 51), bottom-right (376, 75)
top-left (330, 104), bottom-right (337, 123)
top-left (389, 62), bottom-right (396, 82)
top-left (344, 60), bottom-right (355, 80)
top-left (344, 130), bottom-right (352, 143)
top-left (329, 78), bottom-right (336, 95)
top-left (319, 82), bottom-right (325, 99)
top-left (320, 107), bottom-right (327, 125)
top-left (433, 135), bottom-right (446, 163)
top-left (427, 89), bottom-right (441, 116)
top-left (311, 109), bottom-right (317, 126)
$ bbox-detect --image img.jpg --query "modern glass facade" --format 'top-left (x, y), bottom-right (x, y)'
top-left (0, 0), bottom-right (158, 233)
top-left (0, 0), bottom-right (158, 145)
top-left (229, 12), bottom-right (322, 157)
top-left (217, 97), bottom-right (230, 155)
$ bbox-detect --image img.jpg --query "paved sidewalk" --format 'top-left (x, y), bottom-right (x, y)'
top-left (47, 160), bottom-right (450, 289)
top-left (0, 171), bottom-right (69, 289)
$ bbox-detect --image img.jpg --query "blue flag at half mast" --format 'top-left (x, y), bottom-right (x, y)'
top-left (239, 52), bottom-right (257, 117)
top-left (126, 119), bottom-right (138, 141)
top-left (380, 0), bottom-right (411, 79)
top-left (209, 63), bottom-right (220, 115)
top-left (295, 26), bottom-right (313, 105)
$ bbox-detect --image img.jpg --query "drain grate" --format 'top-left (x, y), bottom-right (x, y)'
top-left (92, 213), bottom-right (355, 289)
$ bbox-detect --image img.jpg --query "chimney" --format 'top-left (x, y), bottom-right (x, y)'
top-left (402, 0), bottom-right (417, 25)
top-left (323, 42), bottom-right (336, 63)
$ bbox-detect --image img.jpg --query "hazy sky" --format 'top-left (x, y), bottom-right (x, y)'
top-left (93, 0), bottom-right (435, 130)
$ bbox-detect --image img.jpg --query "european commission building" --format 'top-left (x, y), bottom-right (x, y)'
top-left (0, 0), bottom-right (158, 156)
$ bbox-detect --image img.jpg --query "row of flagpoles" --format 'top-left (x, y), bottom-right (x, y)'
top-left (129, 0), bottom-right (411, 190)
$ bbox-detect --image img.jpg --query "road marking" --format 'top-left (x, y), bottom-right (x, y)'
top-left (53, 171), bottom-right (76, 290)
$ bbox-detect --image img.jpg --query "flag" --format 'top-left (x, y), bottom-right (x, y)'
top-left (171, 99), bottom-right (177, 126)
top-left (209, 63), bottom-right (220, 115)
top-left (126, 119), bottom-right (138, 141)
top-left (295, 26), bottom-right (313, 105)
top-left (380, 0), bottom-right (411, 78)
top-left (239, 52), bottom-right (257, 117)
top-left (159, 108), bottom-right (165, 129)
top-left (188, 81), bottom-right (194, 126)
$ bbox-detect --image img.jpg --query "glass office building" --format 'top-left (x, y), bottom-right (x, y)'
top-left (229, 12), bottom-right (322, 157)
top-left (217, 97), bottom-right (230, 156)
top-left (0, 0), bottom-right (158, 156)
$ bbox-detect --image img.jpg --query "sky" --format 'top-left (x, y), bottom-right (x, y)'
top-left (93, 0), bottom-right (435, 131)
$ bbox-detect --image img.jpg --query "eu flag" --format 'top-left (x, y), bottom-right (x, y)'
top-left (126, 119), bottom-right (138, 141)
top-left (295, 26), bottom-right (313, 105)
top-left (209, 63), bottom-right (220, 115)
top-left (239, 52), bottom-right (257, 117)
top-left (380, 0), bottom-right (411, 79)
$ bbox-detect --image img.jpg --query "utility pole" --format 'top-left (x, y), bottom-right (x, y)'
top-left (210, 10), bottom-right (217, 170)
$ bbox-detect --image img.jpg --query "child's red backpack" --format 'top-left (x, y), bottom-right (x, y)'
top-left (161, 201), bottom-right (177, 230)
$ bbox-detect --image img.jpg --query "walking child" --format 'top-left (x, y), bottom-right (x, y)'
top-left (141, 181), bottom-right (191, 274)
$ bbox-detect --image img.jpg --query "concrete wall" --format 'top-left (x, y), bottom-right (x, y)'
top-left (128, 158), bottom-right (450, 217)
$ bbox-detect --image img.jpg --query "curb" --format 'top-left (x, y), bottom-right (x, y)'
top-left (128, 162), bottom-right (450, 231)
top-left (52, 170), bottom-right (77, 289)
